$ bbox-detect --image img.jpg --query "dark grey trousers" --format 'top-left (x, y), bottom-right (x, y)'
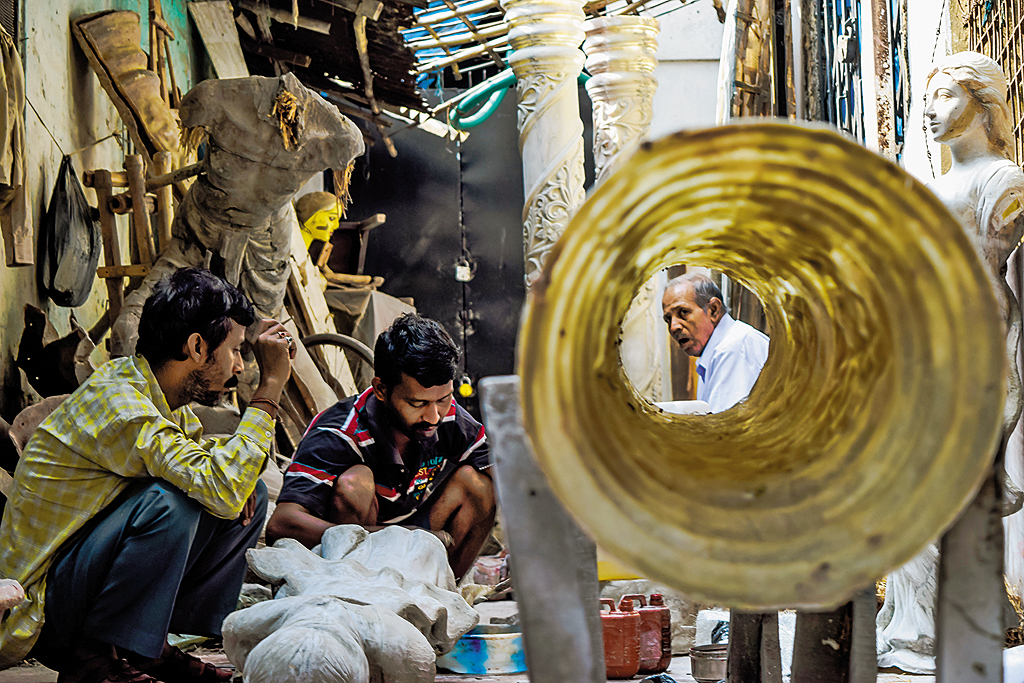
top-left (30, 478), bottom-right (267, 667)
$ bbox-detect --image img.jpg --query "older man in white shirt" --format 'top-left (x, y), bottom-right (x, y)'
top-left (661, 273), bottom-right (769, 413)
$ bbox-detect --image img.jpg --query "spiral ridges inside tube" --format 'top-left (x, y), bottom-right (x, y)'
top-left (518, 123), bottom-right (1007, 608)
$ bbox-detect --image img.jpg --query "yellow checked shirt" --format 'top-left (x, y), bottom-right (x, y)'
top-left (0, 356), bottom-right (273, 668)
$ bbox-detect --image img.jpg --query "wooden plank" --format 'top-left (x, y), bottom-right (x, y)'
top-left (760, 612), bottom-right (782, 683)
top-left (791, 605), bottom-right (852, 683)
top-left (187, 1), bottom-right (250, 79)
top-left (287, 218), bottom-right (358, 400)
top-left (850, 587), bottom-right (878, 683)
top-left (98, 264), bottom-right (151, 279)
top-left (354, 16), bottom-right (381, 116)
top-left (936, 452), bottom-right (1005, 683)
top-left (728, 612), bottom-right (764, 682)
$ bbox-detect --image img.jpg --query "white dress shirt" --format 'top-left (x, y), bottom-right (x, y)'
top-left (696, 313), bottom-right (770, 413)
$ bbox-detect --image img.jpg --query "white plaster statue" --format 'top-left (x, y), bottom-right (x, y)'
top-left (877, 51), bottom-right (1024, 674)
top-left (222, 525), bottom-right (478, 683)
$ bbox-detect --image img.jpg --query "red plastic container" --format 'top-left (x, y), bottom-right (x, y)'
top-left (600, 597), bottom-right (641, 679)
top-left (621, 593), bottom-right (672, 674)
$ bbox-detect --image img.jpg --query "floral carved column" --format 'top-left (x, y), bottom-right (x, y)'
top-left (582, 15), bottom-right (659, 185)
top-left (584, 16), bottom-right (662, 399)
top-left (502, 0), bottom-right (587, 287)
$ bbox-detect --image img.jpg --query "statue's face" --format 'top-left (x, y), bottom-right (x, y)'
top-left (924, 72), bottom-right (984, 143)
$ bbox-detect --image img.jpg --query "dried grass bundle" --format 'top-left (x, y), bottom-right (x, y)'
top-left (333, 162), bottom-right (355, 217)
top-left (272, 90), bottom-right (302, 150)
top-left (179, 125), bottom-right (207, 159)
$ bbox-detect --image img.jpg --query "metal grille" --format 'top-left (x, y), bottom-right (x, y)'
top-left (0, 0), bottom-right (15, 38)
top-left (890, 0), bottom-right (908, 159)
top-left (821, 0), bottom-right (864, 141)
top-left (968, 2), bottom-right (1024, 163)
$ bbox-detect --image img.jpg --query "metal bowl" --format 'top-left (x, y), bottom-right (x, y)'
top-left (689, 644), bottom-right (727, 683)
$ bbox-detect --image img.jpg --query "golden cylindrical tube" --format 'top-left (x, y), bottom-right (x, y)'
top-left (519, 123), bottom-right (1006, 609)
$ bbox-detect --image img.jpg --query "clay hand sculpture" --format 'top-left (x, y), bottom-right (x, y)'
top-left (222, 525), bottom-right (479, 683)
top-left (877, 51), bottom-right (1024, 674)
top-left (0, 579), bottom-right (24, 614)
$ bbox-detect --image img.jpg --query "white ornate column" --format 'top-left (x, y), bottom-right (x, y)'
top-left (582, 16), bottom-right (659, 185)
top-left (584, 16), bottom-right (663, 400)
top-left (502, 0), bottom-right (587, 287)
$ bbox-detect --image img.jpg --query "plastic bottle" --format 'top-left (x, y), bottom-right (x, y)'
top-left (621, 593), bottom-right (672, 674)
top-left (600, 597), bottom-right (641, 679)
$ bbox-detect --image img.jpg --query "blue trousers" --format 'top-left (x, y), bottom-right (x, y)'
top-left (30, 478), bottom-right (267, 667)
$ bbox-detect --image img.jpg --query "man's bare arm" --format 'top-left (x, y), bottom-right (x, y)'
top-left (265, 501), bottom-right (336, 548)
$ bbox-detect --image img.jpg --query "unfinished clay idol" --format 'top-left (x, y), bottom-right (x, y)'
top-left (111, 73), bottom-right (364, 356)
top-left (223, 525), bottom-right (478, 683)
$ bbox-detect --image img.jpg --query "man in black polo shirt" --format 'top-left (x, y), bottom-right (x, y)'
top-left (266, 314), bottom-right (495, 578)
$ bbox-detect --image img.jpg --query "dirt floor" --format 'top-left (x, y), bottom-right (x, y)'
top-left (0, 599), bottom-right (937, 683)
top-left (0, 656), bottom-right (939, 683)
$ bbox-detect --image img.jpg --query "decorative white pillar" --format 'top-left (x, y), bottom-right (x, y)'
top-left (582, 16), bottom-right (659, 185)
top-left (584, 16), bottom-right (662, 400)
top-left (502, 0), bottom-right (587, 287)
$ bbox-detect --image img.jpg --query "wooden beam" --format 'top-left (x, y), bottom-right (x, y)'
top-left (317, 0), bottom-right (385, 20)
top-left (236, 0), bottom-right (334, 34)
top-left (152, 152), bottom-right (173, 255)
top-left (353, 15), bottom-right (381, 116)
top-left (108, 192), bottom-right (156, 216)
top-left (146, 161), bottom-right (204, 191)
top-left (125, 155), bottom-right (154, 266)
top-left (247, 41), bottom-right (312, 68)
top-left (91, 170), bottom-right (125, 320)
top-left (791, 605), bottom-right (852, 683)
top-left (98, 264), bottom-right (152, 279)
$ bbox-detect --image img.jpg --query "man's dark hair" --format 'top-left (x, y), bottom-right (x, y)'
top-left (136, 268), bottom-right (257, 368)
top-left (374, 313), bottom-right (459, 390)
top-left (666, 272), bottom-right (731, 316)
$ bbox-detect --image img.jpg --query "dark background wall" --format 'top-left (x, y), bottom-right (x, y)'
top-left (346, 86), bottom-right (594, 418)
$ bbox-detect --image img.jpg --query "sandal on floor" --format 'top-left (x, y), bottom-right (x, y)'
top-left (57, 644), bottom-right (158, 683)
top-left (139, 647), bottom-right (233, 683)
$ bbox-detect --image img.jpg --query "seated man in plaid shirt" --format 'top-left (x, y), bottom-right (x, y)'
top-left (0, 268), bottom-right (295, 683)
top-left (267, 313), bottom-right (495, 579)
